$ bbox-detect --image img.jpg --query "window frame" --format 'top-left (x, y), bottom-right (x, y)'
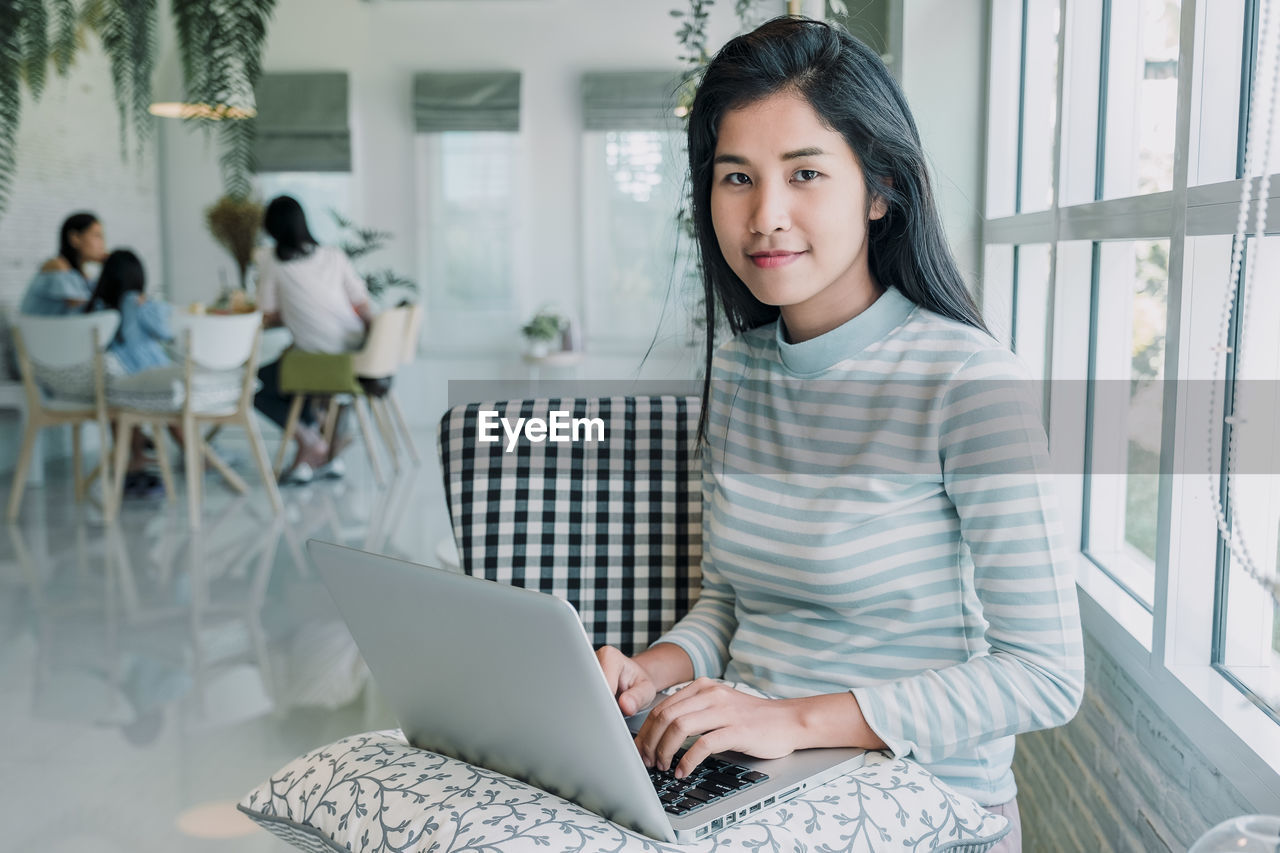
top-left (983, 0), bottom-right (1280, 803)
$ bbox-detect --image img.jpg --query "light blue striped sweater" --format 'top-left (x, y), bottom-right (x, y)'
top-left (658, 285), bottom-right (1085, 805)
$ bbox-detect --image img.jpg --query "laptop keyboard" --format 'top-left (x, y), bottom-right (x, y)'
top-left (646, 748), bottom-right (769, 816)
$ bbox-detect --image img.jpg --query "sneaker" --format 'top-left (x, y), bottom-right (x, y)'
top-left (315, 457), bottom-right (346, 480)
top-left (279, 461), bottom-right (315, 486)
top-left (123, 471), bottom-right (166, 499)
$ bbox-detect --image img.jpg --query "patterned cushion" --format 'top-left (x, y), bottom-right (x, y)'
top-left (239, 728), bottom-right (1010, 853)
top-left (437, 396), bottom-right (703, 655)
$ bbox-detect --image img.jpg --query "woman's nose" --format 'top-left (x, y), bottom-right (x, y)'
top-left (748, 182), bottom-right (792, 235)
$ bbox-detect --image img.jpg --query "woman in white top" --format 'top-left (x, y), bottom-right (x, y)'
top-left (255, 195), bottom-right (374, 482)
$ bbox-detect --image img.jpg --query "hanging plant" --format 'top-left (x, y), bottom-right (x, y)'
top-left (172, 0), bottom-right (276, 199)
top-left (0, 0), bottom-right (276, 221)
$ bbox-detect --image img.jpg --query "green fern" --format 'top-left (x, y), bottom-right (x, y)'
top-left (19, 0), bottom-right (49, 99)
top-left (172, 0), bottom-right (276, 199)
top-left (0, 0), bottom-right (24, 218)
top-left (96, 0), bottom-right (158, 158)
top-left (49, 0), bottom-right (79, 74)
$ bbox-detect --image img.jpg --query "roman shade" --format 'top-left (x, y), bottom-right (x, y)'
top-left (254, 72), bottom-right (351, 172)
top-left (581, 71), bottom-right (683, 131)
top-left (413, 72), bottom-right (521, 132)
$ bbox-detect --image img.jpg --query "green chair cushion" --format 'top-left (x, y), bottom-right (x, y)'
top-left (278, 349), bottom-right (363, 395)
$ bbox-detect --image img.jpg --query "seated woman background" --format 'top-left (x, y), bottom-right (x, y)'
top-left (20, 212), bottom-right (108, 315)
top-left (254, 195), bottom-right (374, 483)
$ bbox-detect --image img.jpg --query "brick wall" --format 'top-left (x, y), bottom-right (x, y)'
top-left (0, 40), bottom-right (163, 306)
top-left (1014, 632), bottom-right (1255, 851)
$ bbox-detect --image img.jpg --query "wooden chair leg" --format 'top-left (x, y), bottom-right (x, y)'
top-left (111, 416), bottom-right (136, 517)
top-left (388, 392), bottom-right (420, 465)
top-left (202, 438), bottom-right (248, 494)
top-left (352, 398), bottom-right (384, 486)
top-left (152, 423), bottom-right (176, 502)
top-left (72, 423), bottom-right (84, 502)
top-left (371, 397), bottom-right (400, 470)
top-left (322, 397), bottom-right (340, 447)
top-left (6, 421), bottom-right (41, 522)
top-left (275, 395), bottom-right (305, 477)
top-left (243, 414), bottom-right (284, 515)
top-left (183, 411), bottom-right (201, 529)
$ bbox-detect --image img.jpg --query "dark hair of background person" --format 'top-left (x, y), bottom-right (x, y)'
top-left (264, 195), bottom-right (318, 262)
top-left (686, 16), bottom-right (988, 440)
top-left (59, 212), bottom-right (100, 275)
top-left (84, 249), bottom-right (146, 316)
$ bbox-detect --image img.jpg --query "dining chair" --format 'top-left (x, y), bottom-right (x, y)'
top-left (274, 305), bottom-right (413, 487)
top-left (109, 311), bottom-right (282, 529)
top-left (383, 302), bottom-right (423, 465)
top-left (437, 395), bottom-right (703, 655)
top-left (7, 311), bottom-right (121, 522)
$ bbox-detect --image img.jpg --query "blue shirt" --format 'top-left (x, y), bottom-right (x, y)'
top-left (20, 269), bottom-right (93, 315)
top-left (108, 293), bottom-right (173, 374)
top-left (657, 286), bottom-right (1085, 805)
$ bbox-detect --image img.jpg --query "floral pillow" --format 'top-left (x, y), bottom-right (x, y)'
top-left (239, 730), bottom-right (1009, 853)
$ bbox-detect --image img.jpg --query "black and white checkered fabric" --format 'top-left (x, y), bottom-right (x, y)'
top-left (438, 396), bottom-right (702, 655)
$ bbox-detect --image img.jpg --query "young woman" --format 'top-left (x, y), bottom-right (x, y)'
top-left (19, 212), bottom-right (107, 315)
top-left (254, 195), bottom-right (374, 483)
top-left (596, 18), bottom-right (1083, 851)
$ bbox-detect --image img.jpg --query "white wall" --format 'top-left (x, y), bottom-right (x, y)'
top-left (895, 0), bottom-right (988, 291)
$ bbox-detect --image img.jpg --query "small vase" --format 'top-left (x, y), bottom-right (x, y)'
top-left (526, 340), bottom-right (550, 359)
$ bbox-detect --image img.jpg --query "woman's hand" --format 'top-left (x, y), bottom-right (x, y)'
top-left (40, 257), bottom-right (70, 273)
top-left (596, 645), bottom-right (659, 717)
top-left (634, 679), bottom-right (807, 778)
top-left (635, 683), bottom-right (889, 779)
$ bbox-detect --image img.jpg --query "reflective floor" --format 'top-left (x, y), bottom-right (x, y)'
top-left (0, 431), bottom-right (453, 850)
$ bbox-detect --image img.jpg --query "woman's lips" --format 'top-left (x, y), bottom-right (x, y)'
top-left (748, 251), bottom-right (803, 268)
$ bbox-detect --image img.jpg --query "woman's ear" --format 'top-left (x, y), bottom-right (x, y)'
top-left (869, 177), bottom-right (892, 221)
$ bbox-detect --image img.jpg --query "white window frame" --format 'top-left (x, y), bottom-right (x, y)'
top-left (984, 0), bottom-right (1280, 807)
top-left (413, 132), bottom-right (525, 356)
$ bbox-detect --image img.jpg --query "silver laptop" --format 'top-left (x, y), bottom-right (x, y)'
top-left (308, 540), bottom-right (866, 843)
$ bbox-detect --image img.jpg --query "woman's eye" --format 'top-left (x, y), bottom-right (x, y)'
top-left (724, 172), bottom-right (751, 186)
top-left (793, 169), bottom-right (821, 182)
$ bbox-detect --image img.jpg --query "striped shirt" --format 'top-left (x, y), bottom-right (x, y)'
top-left (658, 285), bottom-right (1085, 805)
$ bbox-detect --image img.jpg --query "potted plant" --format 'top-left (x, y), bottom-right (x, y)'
top-left (521, 310), bottom-right (565, 358)
top-left (205, 195), bottom-right (264, 293)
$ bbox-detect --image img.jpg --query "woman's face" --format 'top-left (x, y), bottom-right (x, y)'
top-left (710, 91), bottom-right (886, 343)
top-left (71, 221), bottom-right (108, 264)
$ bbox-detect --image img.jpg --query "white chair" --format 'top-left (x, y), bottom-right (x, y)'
top-left (7, 312), bottom-right (121, 522)
top-left (110, 311), bottom-right (282, 529)
top-left (383, 302), bottom-right (422, 465)
top-left (353, 306), bottom-right (413, 473)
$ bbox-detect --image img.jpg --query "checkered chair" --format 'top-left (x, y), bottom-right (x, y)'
top-left (438, 396), bottom-right (702, 655)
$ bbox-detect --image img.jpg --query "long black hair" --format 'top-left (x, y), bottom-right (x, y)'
top-left (84, 249), bottom-right (146, 314)
top-left (264, 195), bottom-right (318, 262)
top-left (59, 212), bottom-right (100, 275)
top-left (689, 17), bottom-right (987, 438)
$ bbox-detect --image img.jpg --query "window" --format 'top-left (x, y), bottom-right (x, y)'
top-left (414, 132), bottom-right (520, 352)
top-left (1100, 0), bottom-right (1181, 198)
top-left (582, 130), bottom-right (691, 349)
top-left (255, 173), bottom-right (353, 248)
top-left (984, 0), bottom-right (1280, 785)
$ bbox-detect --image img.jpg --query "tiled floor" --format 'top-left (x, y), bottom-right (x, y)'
top-left (0, 429), bottom-right (455, 850)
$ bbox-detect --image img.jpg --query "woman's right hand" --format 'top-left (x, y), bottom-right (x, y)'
top-left (596, 645), bottom-right (658, 717)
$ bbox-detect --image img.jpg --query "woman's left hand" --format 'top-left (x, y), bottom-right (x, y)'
top-left (634, 678), bottom-right (807, 779)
